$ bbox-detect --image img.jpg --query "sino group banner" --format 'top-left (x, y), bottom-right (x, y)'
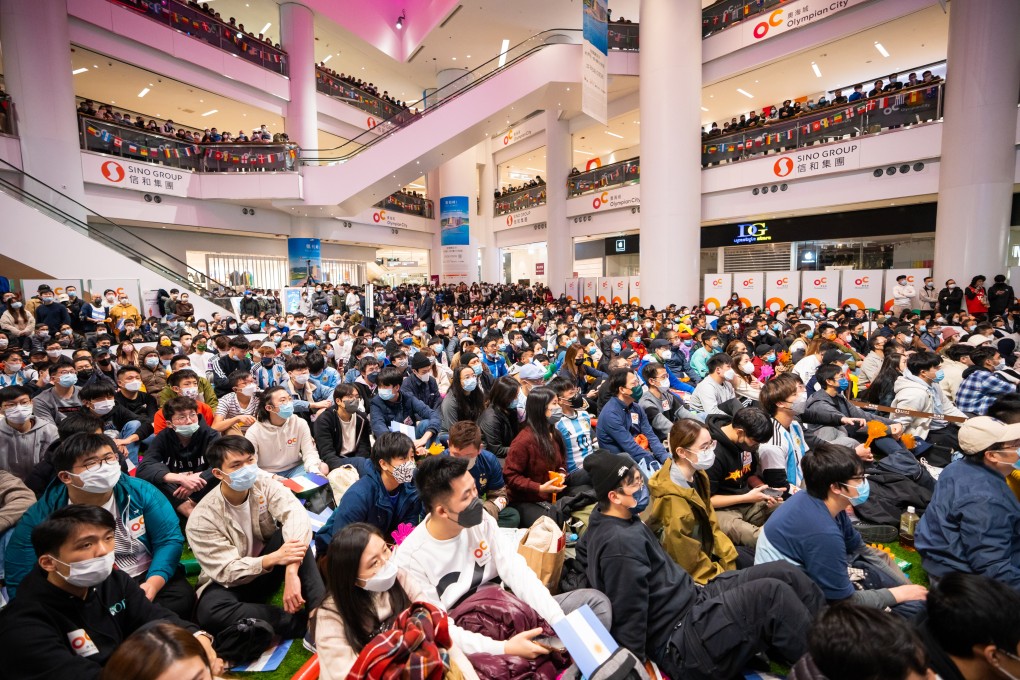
top-left (597, 277), bottom-right (611, 304)
top-left (800, 272), bottom-right (838, 309)
top-left (732, 272), bottom-right (764, 309)
top-left (703, 274), bottom-right (731, 312)
top-left (609, 277), bottom-right (628, 304)
top-left (581, 277), bottom-right (598, 304)
top-left (581, 0), bottom-right (608, 124)
top-left (840, 270), bottom-right (883, 311)
top-left (764, 272), bottom-right (798, 312)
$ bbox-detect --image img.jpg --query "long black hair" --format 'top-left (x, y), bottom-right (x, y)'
top-left (324, 523), bottom-right (410, 652)
top-left (449, 364), bottom-right (486, 422)
top-left (523, 386), bottom-right (559, 463)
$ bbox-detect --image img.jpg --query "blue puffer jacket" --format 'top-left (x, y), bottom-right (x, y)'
top-left (4, 475), bottom-right (184, 596)
top-left (369, 392), bottom-right (440, 438)
top-left (313, 467), bottom-right (423, 552)
top-left (915, 456), bottom-right (1020, 590)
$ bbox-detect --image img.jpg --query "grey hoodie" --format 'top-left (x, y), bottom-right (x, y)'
top-left (0, 415), bottom-right (59, 481)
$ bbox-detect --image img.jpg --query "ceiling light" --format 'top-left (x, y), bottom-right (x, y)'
top-left (737, 88), bottom-right (754, 98)
top-left (452, 57), bottom-right (456, 60)
top-left (395, 11), bottom-right (405, 29)
top-left (498, 39), bottom-right (510, 67)
top-left (575, 150), bottom-right (594, 155)
top-left (874, 42), bottom-right (889, 57)
top-left (322, 54), bottom-right (332, 63)
top-left (260, 22), bottom-right (271, 34)
top-left (605, 131), bottom-right (623, 139)
top-left (72, 67), bottom-right (89, 75)
top-left (700, 106), bottom-right (708, 112)
top-left (811, 62), bottom-right (822, 78)
top-left (137, 88), bottom-right (150, 97)
top-left (201, 109), bottom-right (219, 116)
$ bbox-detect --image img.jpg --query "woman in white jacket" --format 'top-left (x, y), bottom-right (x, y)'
top-left (244, 385), bottom-right (327, 477)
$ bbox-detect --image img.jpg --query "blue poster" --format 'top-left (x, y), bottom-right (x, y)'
top-left (287, 238), bottom-right (321, 286)
top-left (582, 0), bottom-right (608, 54)
top-left (439, 196), bottom-right (470, 246)
top-left (283, 287), bottom-right (303, 314)
top-left (582, 0), bottom-right (608, 124)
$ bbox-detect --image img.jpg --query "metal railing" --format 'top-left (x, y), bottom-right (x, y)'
top-left (104, 0), bottom-right (288, 75)
top-left (315, 69), bottom-right (416, 124)
top-left (0, 157), bottom-right (234, 311)
top-left (375, 192), bottom-right (434, 219)
top-left (79, 116), bottom-right (298, 172)
top-left (608, 23), bottom-right (639, 50)
top-left (494, 184), bottom-right (548, 215)
top-left (298, 29), bottom-right (583, 164)
top-left (702, 0), bottom-right (785, 38)
top-left (701, 82), bottom-right (944, 166)
top-left (567, 158), bottom-right (640, 197)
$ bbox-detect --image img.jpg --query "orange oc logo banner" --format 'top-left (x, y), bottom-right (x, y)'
top-left (753, 9), bottom-right (784, 39)
top-left (373, 211), bottom-right (386, 222)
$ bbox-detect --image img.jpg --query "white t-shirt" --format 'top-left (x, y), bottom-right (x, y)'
top-left (223, 495), bottom-right (263, 557)
top-left (392, 513), bottom-right (564, 655)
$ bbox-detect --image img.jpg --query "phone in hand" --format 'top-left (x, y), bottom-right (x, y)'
top-left (533, 636), bottom-right (567, 653)
top-left (761, 488), bottom-right (784, 499)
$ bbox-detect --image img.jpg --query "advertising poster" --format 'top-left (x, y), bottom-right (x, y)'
top-left (597, 277), bottom-right (611, 305)
top-left (764, 272), bottom-right (798, 312)
top-left (628, 276), bottom-right (640, 305)
top-left (581, 0), bottom-right (608, 124)
top-left (609, 277), bottom-right (628, 304)
top-left (565, 278), bottom-right (580, 301)
top-left (80, 153), bottom-right (192, 197)
top-left (142, 289), bottom-right (162, 318)
top-left (440, 196), bottom-right (472, 284)
top-left (702, 274), bottom-right (731, 312)
top-left (20, 279), bottom-right (82, 299)
top-left (732, 272), bottom-right (764, 309)
top-left (882, 268), bottom-right (929, 311)
top-left (287, 238), bottom-right (321, 286)
top-left (282, 287), bottom-right (303, 314)
top-left (582, 277), bottom-right (597, 304)
top-left (800, 272), bottom-right (838, 309)
top-left (839, 270), bottom-right (883, 311)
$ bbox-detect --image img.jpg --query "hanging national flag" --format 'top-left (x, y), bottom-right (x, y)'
top-left (99, 130), bottom-right (110, 142)
top-left (214, 150), bottom-right (223, 160)
top-left (113, 137), bottom-right (123, 148)
top-left (257, 154), bottom-right (265, 164)
top-left (743, 139), bottom-right (752, 149)
top-left (140, 147), bottom-right (149, 157)
top-left (86, 125), bottom-right (98, 136)
top-left (811, 120), bottom-right (821, 132)
top-left (820, 117), bottom-right (829, 129)
top-left (786, 129), bottom-right (794, 141)
top-left (726, 144), bottom-right (736, 153)
top-left (163, 148), bottom-right (172, 158)
top-left (833, 113), bottom-right (844, 123)
top-left (172, 149), bottom-right (180, 158)
top-left (844, 107), bottom-right (855, 119)
top-left (127, 143), bottom-right (138, 153)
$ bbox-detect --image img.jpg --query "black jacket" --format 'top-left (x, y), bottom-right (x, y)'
top-left (477, 405), bottom-right (521, 459)
top-left (576, 508), bottom-right (697, 663)
top-left (937, 286), bottom-right (964, 315)
top-left (416, 295), bottom-right (435, 322)
top-left (137, 424), bottom-right (220, 483)
top-left (0, 567), bottom-right (195, 680)
top-left (988, 282), bottom-right (1015, 317)
top-left (312, 406), bottom-right (372, 469)
top-left (704, 413), bottom-right (757, 496)
top-left (80, 403), bottom-right (154, 441)
top-left (401, 373), bottom-right (441, 410)
top-left (114, 390), bottom-right (158, 423)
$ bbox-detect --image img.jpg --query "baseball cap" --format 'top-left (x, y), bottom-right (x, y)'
top-left (37, 284), bottom-right (53, 293)
top-left (518, 363), bottom-right (546, 381)
top-left (966, 334), bottom-right (992, 347)
top-left (958, 416), bottom-right (1020, 455)
top-left (584, 450), bottom-right (639, 501)
top-left (649, 339), bottom-right (670, 351)
top-left (822, 349), bottom-right (853, 364)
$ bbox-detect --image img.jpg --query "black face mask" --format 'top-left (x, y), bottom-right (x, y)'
top-left (76, 369), bottom-right (92, 382)
top-left (569, 394), bottom-right (584, 408)
top-left (449, 497), bottom-right (484, 528)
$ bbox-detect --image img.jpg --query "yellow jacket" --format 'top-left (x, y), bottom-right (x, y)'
top-left (647, 457), bottom-right (737, 584)
top-left (1009, 470), bottom-right (1020, 503)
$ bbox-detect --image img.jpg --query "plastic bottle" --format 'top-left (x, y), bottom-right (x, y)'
top-left (899, 506), bottom-right (919, 549)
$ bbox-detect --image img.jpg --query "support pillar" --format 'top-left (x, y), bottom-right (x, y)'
top-left (279, 2), bottom-right (318, 153)
top-left (438, 149), bottom-right (478, 284)
top-left (933, 0), bottom-right (1020, 286)
top-left (546, 108), bottom-right (572, 296)
top-left (0, 0), bottom-right (84, 202)
top-left (638, 0), bottom-right (702, 308)
top-left (479, 157), bottom-right (501, 283)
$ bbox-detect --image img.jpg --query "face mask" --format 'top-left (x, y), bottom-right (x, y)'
top-left (723, 368), bottom-right (736, 381)
top-left (224, 463), bottom-right (259, 492)
top-left (764, 354), bottom-right (776, 363)
top-left (275, 402), bottom-right (295, 419)
top-left (431, 344), bottom-right (443, 354)
top-left (57, 373), bottom-right (78, 388)
top-left (390, 459), bottom-right (416, 484)
top-left (378, 388), bottom-right (396, 401)
top-left (630, 384), bottom-right (644, 400)
top-left (841, 478), bottom-right (870, 506)
top-left (684, 446), bottom-right (716, 471)
top-left (292, 373), bottom-right (310, 385)
top-left (933, 369), bottom-right (945, 383)
top-left (282, 347), bottom-right (294, 356)
top-left (548, 407), bottom-right (564, 425)
top-left (948, 284), bottom-right (956, 290)
top-left (71, 461), bottom-right (122, 493)
top-left (659, 349), bottom-right (672, 361)
top-left (182, 387), bottom-right (200, 399)
top-left (54, 551), bottom-right (116, 588)
top-left (0, 339), bottom-right (7, 349)
top-left (463, 377), bottom-right (478, 393)
top-left (92, 399), bottom-right (115, 415)
top-left (360, 557), bottom-right (398, 592)
top-left (683, 339), bottom-right (693, 347)
top-left (175, 422), bottom-right (200, 437)
top-left (837, 377), bottom-right (850, 391)
top-left (67, 291), bottom-right (77, 298)
top-left (740, 362), bottom-right (755, 375)
top-left (4, 404), bottom-right (33, 425)
top-left (45, 349), bottom-right (61, 359)
top-left (10, 302), bottom-right (22, 309)
top-left (124, 379), bottom-right (142, 392)
top-left (449, 497), bottom-right (484, 528)
top-left (624, 483), bottom-right (650, 516)
top-left (611, 342), bottom-right (622, 353)
top-left (343, 401), bottom-right (360, 415)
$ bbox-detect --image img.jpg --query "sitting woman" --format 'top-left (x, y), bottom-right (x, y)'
top-left (440, 364), bottom-right (487, 435)
top-left (316, 523), bottom-right (478, 680)
top-left (730, 350), bottom-right (763, 403)
top-left (505, 387), bottom-right (567, 527)
top-left (101, 622), bottom-right (222, 680)
top-left (861, 351), bottom-right (905, 407)
top-left (647, 418), bottom-right (740, 584)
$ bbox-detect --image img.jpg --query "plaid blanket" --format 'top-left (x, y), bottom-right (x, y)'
top-left (347, 601), bottom-right (452, 680)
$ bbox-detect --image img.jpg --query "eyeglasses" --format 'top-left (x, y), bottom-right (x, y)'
top-left (79, 453), bottom-right (119, 472)
top-left (171, 414), bottom-right (199, 425)
top-left (685, 442), bottom-right (717, 454)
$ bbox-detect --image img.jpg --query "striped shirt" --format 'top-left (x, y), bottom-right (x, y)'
top-left (556, 410), bottom-right (595, 473)
top-left (100, 496), bottom-right (151, 579)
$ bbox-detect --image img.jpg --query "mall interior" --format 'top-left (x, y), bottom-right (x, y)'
top-left (0, 0), bottom-right (1015, 313)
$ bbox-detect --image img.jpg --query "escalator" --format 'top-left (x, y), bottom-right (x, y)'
top-left (0, 157), bottom-right (234, 315)
top-left (295, 29), bottom-right (584, 213)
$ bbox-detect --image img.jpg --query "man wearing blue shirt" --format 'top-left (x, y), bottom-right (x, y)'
top-left (446, 421), bottom-right (518, 528)
top-left (596, 369), bottom-right (667, 470)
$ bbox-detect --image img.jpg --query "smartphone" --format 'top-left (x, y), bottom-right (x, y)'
top-left (761, 488), bottom-right (784, 499)
top-left (534, 636), bottom-right (567, 653)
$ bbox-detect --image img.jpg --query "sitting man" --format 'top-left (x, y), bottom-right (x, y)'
top-left (577, 449), bottom-right (824, 680)
top-left (0, 505), bottom-right (217, 680)
top-left (368, 366), bottom-right (440, 451)
top-left (312, 383), bottom-right (372, 473)
top-left (689, 353), bottom-right (738, 416)
top-left (758, 374), bottom-right (810, 492)
top-left (640, 362), bottom-right (695, 441)
top-left (393, 454), bottom-right (612, 659)
top-left (803, 363), bottom-right (896, 453)
top-left (891, 351), bottom-right (965, 453)
top-left (0, 385), bottom-right (60, 481)
top-left (281, 355), bottom-right (332, 424)
top-left (955, 346), bottom-right (1016, 416)
top-left (445, 420), bottom-right (518, 528)
top-left (153, 369), bottom-right (228, 434)
top-left (156, 355), bottom-right (218, 408)
top-left (595, 368), bottom-right (668, 470)
top-left (755, 443), bottom-right (928, 615)
top-left (313, 432), bottom-right (423, 553)
top-left (188, 436), bottom-right (325, 650)
top-left (78, 382), bottom-right (152, 465)
top-left (31, 356), bottom-right (82, 424)
top-left (915, 416), bottom-right (1020, 590)
top-left (138, 396), bottom-right (221, 518)
top-left (705, 406), bottom-right (781, 547)
top-left (402, 351), bottom-right (442, 410)
top-left (4, 433), bottom-right (195, 619)
top-left (113, 365), bottom-right (158, 429)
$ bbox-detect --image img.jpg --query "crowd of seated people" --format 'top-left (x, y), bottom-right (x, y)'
top-left (702, 68), bottom-right (944, 141)
top-left (1, 271), bottom-right (1019, 679)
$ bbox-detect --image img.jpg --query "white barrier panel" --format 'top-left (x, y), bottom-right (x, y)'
top-left (597, 277), bottom-right (611, 305)
top-left (801, 272), bottom-right (838, 308)
top-left (609, 277), bottom-right (628, 304)
top-left (840, 270), bottom-right (883, 311)
top-left (764, 271), bottom-right (799, 312)
top-left (628, 276), bottom-right (641, 305)
top-left (581, 277), bottom-right (598, 304)
top-left (703, 274), bottom-right (731, 312)
top-left (565, 278), bottom-right (580, 301)
top-left (733, 271), bottom-right (764, 309)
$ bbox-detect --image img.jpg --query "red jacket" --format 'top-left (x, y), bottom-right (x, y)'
top-left (505, 426), bottom-right (566, 503)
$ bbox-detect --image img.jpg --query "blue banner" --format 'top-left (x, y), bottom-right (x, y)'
top-left (439, 196), bottom-right (470, 246)
top-left (287, 238), bottom-right (321, 286)
top-left (582, 0), bottom-right (608, 124)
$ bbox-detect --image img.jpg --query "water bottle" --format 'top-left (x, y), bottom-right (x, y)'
top-left (899, 506), bottom-right (919, 549)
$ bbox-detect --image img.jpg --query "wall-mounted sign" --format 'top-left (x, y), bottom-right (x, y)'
top-left (733, 222), bottom-right (772, 245)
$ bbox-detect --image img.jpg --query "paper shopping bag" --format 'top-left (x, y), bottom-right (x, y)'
top-left (517, 515), bottom-right (565, 593)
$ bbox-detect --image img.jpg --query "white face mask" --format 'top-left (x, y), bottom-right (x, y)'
top-left (70, 461), bottom-right (122, 494)
top-left (124, 379), bottom-right (142, 393)
top-left (359, 557), bottom-right (398, 592)
top-left (54, 551), bottom-right (116, 588)
top-left (241, 383), bottom-right (259, 397)
top-left (740, 362), bottom-right (755, 375)
top-left (390, 460), bottom-right (416, 484)
top-left (683, 446), bottom-right (716, 471)
top-left (723, 368), bottom-right (736, 381)
top-left (92, 399), bottom-right (115, 415)
top-left (182, 387), bottom-right (200, 399)
top-left (4, 404), bottom-right (33, 425)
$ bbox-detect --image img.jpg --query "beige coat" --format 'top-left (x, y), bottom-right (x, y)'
top-left (244, 416), bottom-right (322, 474)
top-left (186, 475), bottom-right (311, 596)
top-left (0, 470), bottom-right (34, 533)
